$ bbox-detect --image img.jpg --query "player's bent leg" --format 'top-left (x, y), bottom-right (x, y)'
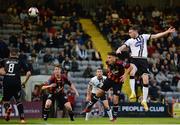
top-left (141, 74), bottom-right (149, 111)
top-left (3, 102), bottom-right (12, 121)
top-left (103, 100), bottom-right (113, 121)
top-left (129, 64), bottom-right (137, 101)
top-left (43, 99), bottom-right (52, 121)
top-left (84, 89), bottom-right (105, 113)
top-left (64, 102), bottom-right (74, 121)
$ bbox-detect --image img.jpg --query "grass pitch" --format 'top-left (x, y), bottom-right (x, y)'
top-left (0, 117), bottom-right (180, 124)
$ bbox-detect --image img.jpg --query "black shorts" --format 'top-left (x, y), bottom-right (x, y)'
top-left (101, 78), bottom-right (122, 96)
top-left (3, 86), bottom-right (22, 102)
top-left (2, 78), bottom-right (22, 101)
top-left (130, 58), bottom-right (149, 76)
top-left (47, 93), bottom-right (68, 110)
top-left (91, 93), bottom-right (107, 101)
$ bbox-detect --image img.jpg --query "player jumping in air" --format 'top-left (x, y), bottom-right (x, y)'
top-left (116, 26), bottom-right (175, 111)
top-left (41, 65), bottom-right (79, 121)
top-left (85, 68), bottom-right (113, 121)
top-left (0, 48), bottom-right (31, 123)
top-left (82, 52), bottom-right (132, 121)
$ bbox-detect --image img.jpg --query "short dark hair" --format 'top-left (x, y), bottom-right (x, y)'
top-left (107, 52), bottom-right (117, 57)
top-left (54, 64), bottom-right (62, 69)
top-left (10, 48), bottom-right (19, 56)
top-left (96, 68), bottom-right (102, 71)
top-left (129, 25), bottom-right (139, 31)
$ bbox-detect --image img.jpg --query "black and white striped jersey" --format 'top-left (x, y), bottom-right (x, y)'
top-left (124, 34), bottom-right (151, 58)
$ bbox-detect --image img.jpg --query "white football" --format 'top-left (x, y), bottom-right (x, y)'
top-left (28, 7), bottom-right (39, 17)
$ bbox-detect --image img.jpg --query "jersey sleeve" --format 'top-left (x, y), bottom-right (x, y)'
top-left (89, 78), bottom-right (93, 86)
top-left (142, 34), bottom-right (151, 41)
top-left (124, 39), bottom-right (131, 47)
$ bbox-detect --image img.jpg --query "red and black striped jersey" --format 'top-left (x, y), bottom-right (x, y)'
top-left (106, 60), bottom-right (130, 83)
top-left (44, 74), bottom-right (72, 94)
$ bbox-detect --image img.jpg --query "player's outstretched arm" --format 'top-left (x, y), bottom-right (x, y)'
top-left (116, 44), bottom-right (127, 54)
top-left (22, 71), bottom-right (31, 87)
top-left (86, 84), bottom-right (92, 101)
top-left (71, 84), bottom-right (79, 97)
top-left (151, 27), bottom-right (176, 40)
top-left (41, 83), bottom-right (56, 90)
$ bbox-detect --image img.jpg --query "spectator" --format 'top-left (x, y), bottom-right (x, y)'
top-left (57, 51), bottom-right (65, 64)
top-left (71, 57), bottom-right (79, 71)
top-left (83, 64), bottom-right (93, 78)
top-left (32, 85), bottom-right (41, 101)
top-left (43, 48), bottom-right (53, 64)
top-left (151, 63), bottom-right (159, 76)
top-left (64, 45), bottom-right (71, 58)
top-left (91, 50), bottom-right (102, 61)
top-left (9, 33), bottom-right (18, 47)
top-left (0, 40), bottom-right (9, 59)
top-left (155, 66), bottom-right (169, 85)
top-left (149, 79), bottom-right (161, 102)
top-left (34, 38), bottom-right (44, 53)
top-left (62, 56), bottom-right (71, 71)
top-left (43, 48), bottom-right (53, 73)
top-left (77, 45), bottom-right (88, 60)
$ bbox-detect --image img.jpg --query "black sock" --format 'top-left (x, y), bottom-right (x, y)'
top-left (113, 104), bottom-right (119, 118)
top-left (43, 108), bottom-right (50, 120)
top-left (86, 95), bottom-right (99, 110)
top-left (16, 102), bottom-right (24, 120)
top-left (68, 110), bottom-right (74, 121)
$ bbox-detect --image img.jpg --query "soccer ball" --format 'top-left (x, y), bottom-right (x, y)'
top-left (28, 7), bottom-right (39, 17)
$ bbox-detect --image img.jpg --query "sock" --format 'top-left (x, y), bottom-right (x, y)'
top-left (16, 102), bottom-right (24, 120)
top-left (106, 108), bottom-right (113, 120)
top-left (85, 112), bottom-right (91, 120)
top-left (43, 108), bottom-right (50, 120)
top-left (68, 110), bottom-right (74, 121)
top-left (143, 84), bottom-right (149, 102)
top-left (86, 95), bottom-right (99, 110)
top-left (130, 76), bottom-right (136, 94)
top-left (113, 104), bottom-right (119, 118)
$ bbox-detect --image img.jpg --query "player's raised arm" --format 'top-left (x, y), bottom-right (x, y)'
top-left (150, 27), bottom-right (176, 40)
top-left (116, 44), bottom-right (127, 54)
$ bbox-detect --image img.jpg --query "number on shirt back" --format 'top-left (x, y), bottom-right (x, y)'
top-left (8, 63), bottom-right (15, 73)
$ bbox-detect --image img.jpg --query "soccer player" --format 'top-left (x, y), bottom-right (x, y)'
top-left (116, 26), bottom-right (175, 111)
top-left (85, 68), bottom-right (113, 121)
top-left (82, 52), bottom-right (132, 121)
top-left (41, 65), bottom-right (79, 121)
top-left (0, 48), bottom-right (31, 123)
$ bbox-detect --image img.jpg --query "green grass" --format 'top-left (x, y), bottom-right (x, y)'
top-left (0, 117), bottom-right (180, 124)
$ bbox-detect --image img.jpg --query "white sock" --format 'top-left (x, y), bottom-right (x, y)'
top-left (107, 109), bottom-right (113, 120)
top-left (143, 86), bottom-right (149, 102)
top-left (85, 112), bottom-right (91, 120)
top-left (130, 78), bottom-right (136, 94)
